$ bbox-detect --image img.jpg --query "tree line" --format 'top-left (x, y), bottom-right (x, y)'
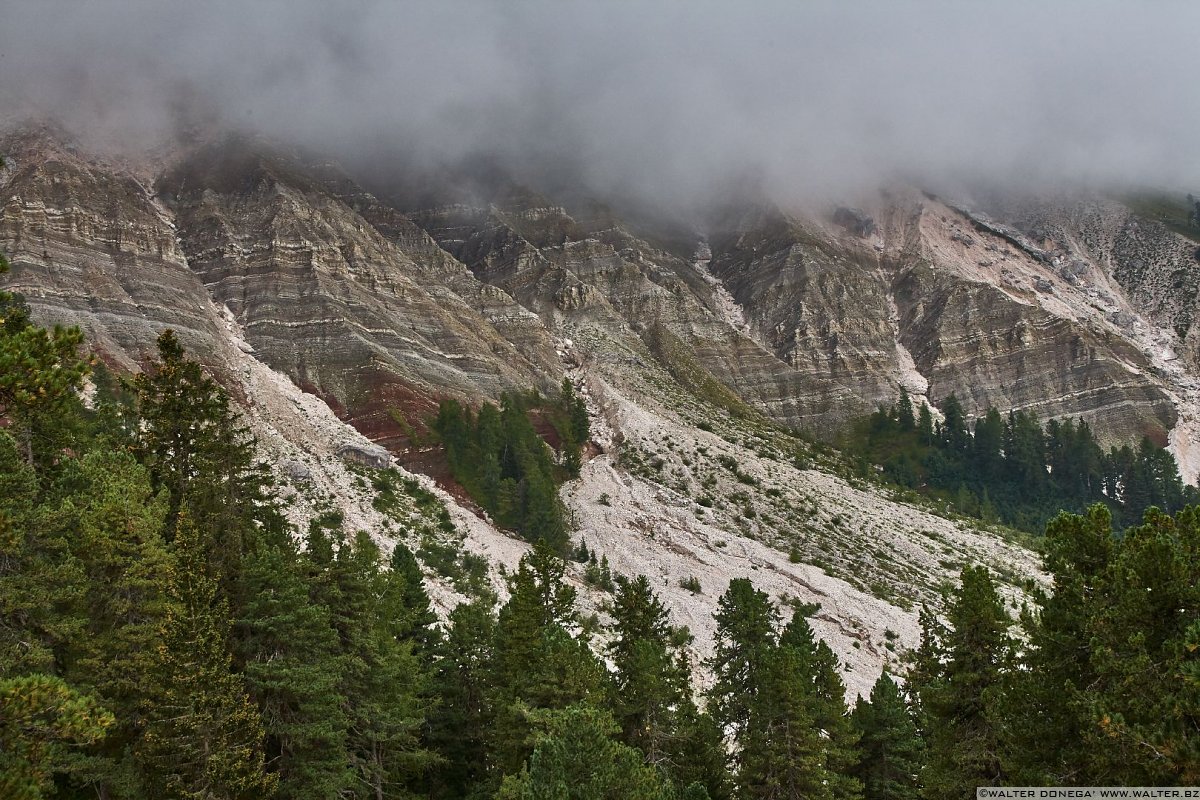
top-left (2, 255), bottom-right (1196, 797)
top-left (846, 388), bottom-right (1197, 532)
top-left (431, 381), bottom-right (588, 554)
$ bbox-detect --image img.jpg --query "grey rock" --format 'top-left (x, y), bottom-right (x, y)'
top-left (337, 443), bottom-right (393, 469)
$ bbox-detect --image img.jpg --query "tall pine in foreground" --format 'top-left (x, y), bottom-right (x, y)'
top-left (495, 705), bottom-right (676, 800)
top-left (912, 566), bottom-right (1010, 800)
top-left (486, 541), bottom-right (607, 783)
top-left (137, 518), bottom-right (275, 800)
top-left (852, 672), bottom-right (923, 800)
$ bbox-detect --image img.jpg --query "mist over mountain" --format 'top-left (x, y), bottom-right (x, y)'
top-left (3, 1), bottom-right (1199, 212)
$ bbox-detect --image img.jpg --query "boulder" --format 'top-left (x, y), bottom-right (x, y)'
top-left (337, 442), bottom-right (393, 469)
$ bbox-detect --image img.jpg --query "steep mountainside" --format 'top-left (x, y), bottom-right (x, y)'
top-left (3, 126), bottom-right (1197, 691)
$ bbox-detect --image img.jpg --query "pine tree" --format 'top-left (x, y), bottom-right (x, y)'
top-left (1082, 506), bottom-right (1200, 783)
top-left (997, 505), bottom-right (1112, 784)
top-left (672, 705), bottom-right (734, 800)
top-left (428, 599), bottom-right (497, 799)
top-left (896, 388), bottom-right (915, 432)
top-left (50, 450), bottom-right (171, 797)
top-left (778, 612), bottom-right (862, 800)
top-left (0, 282), bottom-right (89, 470)
top-left (0, 431), bottom-right (86, 676)
top-left (321, 529), bottom-right (436, 799)
top-left (495, 705), bottom-right (673, 800)
top-left (738, 642), bottom-right (831, 800)
top-left (707, 578), bottom-right (779, 747)
top-left (917, 567), bottom-right (1010, 799)
top-left (851, 673), bottom-right (923, 800)
top-left (236, 543), bottom-right (353, 800)
top-left (389, 541), bottom-right (440, 654)
top-left (137, 517), bottom-right (275, 800)
top-left (488, 541), bottom-right (607, 780)
top-left (133, 330), bottom-right (283, 571)
top-left (609, 575), bottom-right (693, 767)
top-left (0, 673), bottom-right (113, 800)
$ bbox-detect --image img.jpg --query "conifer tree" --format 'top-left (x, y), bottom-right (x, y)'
top-left (1081, 506), bottom-right (1200, 783)
top-left (389, 542), bottom-right (441, 654)
top-left (916, 566), bottom-right (1010, 799)
top-left (707, 578), bottom-right (779, 746)
top-left (495, 705), bottom-right (673, 800)
top-left (321, 529), bottom-right (436, 798)
top-left (133, 330), bottom-right (283, 569)
top-left (896, 388), bottom-right (915, 432)
top-left (236, 543), bottom-right (353, 800)
top-left (0, 673), bottom-right (113, 800)
top-left (737, 642), bottom-right (831, 800)
top-left (137, 517), bottom-right (275, 800)
top-left (851, 673), bottom-right (923, 800)
top-left (488, 541), bottom-right (607, 780)
top-left (672, 705), bottom-right (734, 800)
top-left (997, 505), bottom-right (1112, 784)
top-left (782, 614), bottom-right (862, 800)
top-left (50, 450), bottom-right (171, 796)
top-left (0, 277), bottom-right (89, 470)
top-left (0, 431), bottom-right (86, 676)
top-left (428, 599), bottom-right (497, 800)
top-left (609, 575), bottom-right (693, 767)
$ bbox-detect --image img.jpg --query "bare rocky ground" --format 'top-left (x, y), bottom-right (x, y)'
top-left (210, 293), bottom-right (1039, 700)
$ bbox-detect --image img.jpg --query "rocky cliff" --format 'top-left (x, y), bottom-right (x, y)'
top-left (4, 126), bottom-right (1198, 692)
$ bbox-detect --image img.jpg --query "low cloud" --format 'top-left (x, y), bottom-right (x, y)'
top-left (3, 1), bottom-right (1198, 209)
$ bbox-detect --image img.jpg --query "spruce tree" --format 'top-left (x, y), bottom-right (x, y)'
top-left (0, 431), bottom-right (86, 676)
top-left (137, 517), bottom-right (275, 800)
top-left (707, 578), bottom-right (779, 746)
top-left (609, 575), bottom-right (693, 767)
top-left (916, 566), bottom-right (1010, 800)
top-left (389, 541), bottom-right (440, 654)
top-left (851, 673), bottom-right (923, 800)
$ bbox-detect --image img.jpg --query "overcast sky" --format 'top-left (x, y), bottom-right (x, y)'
top-left (2, 1), bottom-right (1198, 208)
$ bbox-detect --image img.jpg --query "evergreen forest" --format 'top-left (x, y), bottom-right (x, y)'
top-left (846, 388), bottom-right (1198, 533)
top-left (2, 251), bottom-right (1198, 798)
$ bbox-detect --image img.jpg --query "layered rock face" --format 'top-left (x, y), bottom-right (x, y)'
top-left (0, 130), bottom-right (227, 371)
top-left (1, 127), bottom-right (1196, 462)
top-left (882, 197), bottom-right (1178, 444)
top-left (156, 142), bottom-right (564, 444)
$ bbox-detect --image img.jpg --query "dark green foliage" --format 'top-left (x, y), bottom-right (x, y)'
top-left (304, 526), bottom-right (438, 798)
top-left (236, 543), bottom-right (354, 800)
top-left (0, 674), bottom-right (113, 800)
top-left (495, 704), bottom-right (673, 800)
top-left (136, 518), bottom-right (277, 800)
top-left (1001, 504), bottom-right (1200, 784)
top-left (487, 542), bottom-right (608, 780)
top-left (707, 578), bottom-right (779, 745)
top-left (133, 330), bottom-right (286, 580)
top-left (0, 285), bottom-right (89, 471)
top-left (609, 575), bottom-right (694, 767)
top-left (427, 599), bottom-right (497, 799)
top-left (846, 392), bottom-right (1197, 533)
top-left (911, 566), bottom-right (1011, 799)
top-left (433, 393), bottom-right (572, 551)
top-left (852, 673), bottom-right (923, 800)
top-left (8, 257), bottom-right (1200, 797)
